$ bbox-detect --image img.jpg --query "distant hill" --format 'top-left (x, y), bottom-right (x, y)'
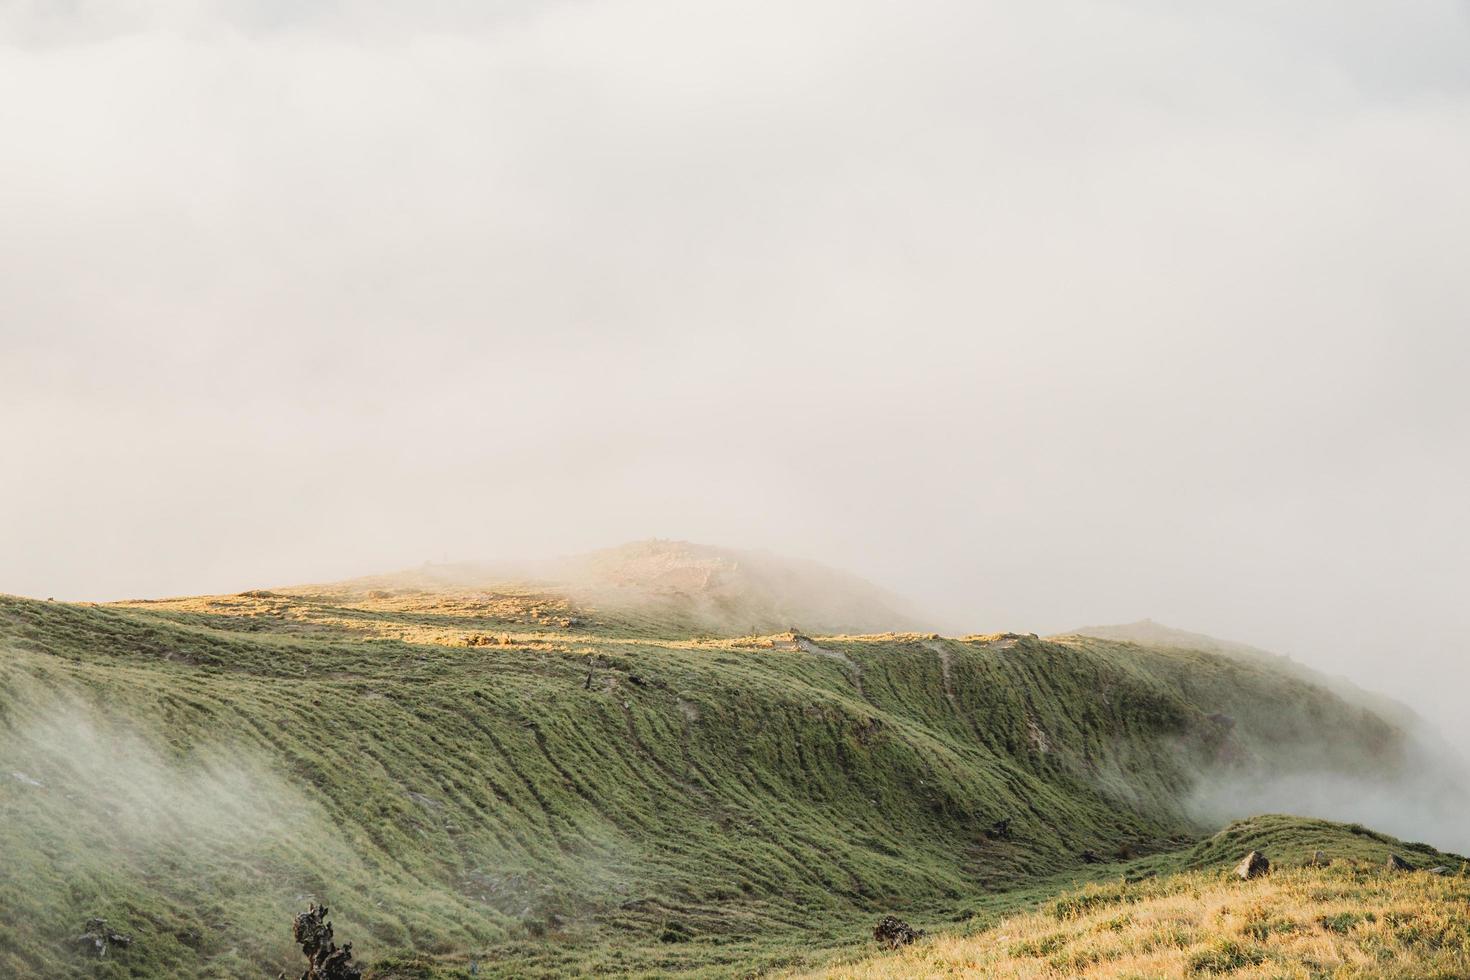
top-left (556, 540), bottom-right (922, 635)
top-left (310, 539), bottom-right (923, 637)
top-left (1064, 619), bottom-right (1418, 730)
top-left (1066, 619), bottom-right (1276, 659)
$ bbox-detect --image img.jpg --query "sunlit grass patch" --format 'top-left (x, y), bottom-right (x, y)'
top-left (1186, 937), bottom-right (1266, 974)
top-left (802, 866), bottom-right (1470, 979)
top-left (1317, 909), bottom-right (1374, 934)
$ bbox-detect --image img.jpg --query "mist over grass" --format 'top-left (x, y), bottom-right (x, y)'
top-left (1186, 718), bottom-right (1470, 854)
top-left (4, 687), bottom-right (313, 856)
top-left (1072, 619), bottom-right (1470, 852)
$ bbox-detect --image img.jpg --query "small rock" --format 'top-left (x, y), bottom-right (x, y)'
top-left (1079, 848), bottom-right (1103, 864)
top-left (73, 918), bottom-right (132, 958)
top-left (406, 791), bottom-right (443, 811)
top-left (1235, 850), bottom-right (1270, 880)
top-left (1426, 866), bottom-right (1450, 875)
top-left (1386, 853), bottom-right (1414, 872)
top-left (984, 818), bottom-right (1012, 841)
top-left (873, 915), bottom-right (924, 950)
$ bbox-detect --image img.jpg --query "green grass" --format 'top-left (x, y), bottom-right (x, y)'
top-left (0, 588), bottom-right (1442, 977)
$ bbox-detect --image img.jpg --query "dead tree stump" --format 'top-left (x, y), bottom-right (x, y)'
top-left (279, 904), bottom-right (362, 980)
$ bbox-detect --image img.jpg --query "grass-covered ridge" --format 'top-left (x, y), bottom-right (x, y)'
top-left (0, 562), bottom-right (1444, 977)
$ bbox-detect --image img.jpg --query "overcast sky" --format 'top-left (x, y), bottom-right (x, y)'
top-left (3, 2), bottom-right (1468, 743)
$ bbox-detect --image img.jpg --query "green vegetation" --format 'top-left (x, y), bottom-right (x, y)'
top-left (0, 576), bottom-right (1451, 977)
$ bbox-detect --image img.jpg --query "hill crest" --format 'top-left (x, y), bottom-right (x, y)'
top-left (276, 539), bottom-right (923, 637)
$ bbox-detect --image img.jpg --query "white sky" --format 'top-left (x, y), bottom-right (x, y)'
top-left (3, 2), bottom-right (1468, 743)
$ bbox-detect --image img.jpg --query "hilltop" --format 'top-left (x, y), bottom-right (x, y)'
top-left (281, 539), bottom-right (921, 639)
top-left (0, 544), bottom-right (1462, 977)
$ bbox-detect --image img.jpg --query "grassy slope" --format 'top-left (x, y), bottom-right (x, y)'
top-left (801, 818), bottom-right (1470, 978)
top-left (0, 587), bottom-right (1431, 978)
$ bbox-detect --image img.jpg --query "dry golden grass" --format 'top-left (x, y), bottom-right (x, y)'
top-left (112, 589), bottom-right (945, 654)
top-left (800, 864), bottom-right (1470, 979)
top-left (112, 586), bottom-right (591, 648)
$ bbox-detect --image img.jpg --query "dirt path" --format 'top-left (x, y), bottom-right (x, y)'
top-left (798, 638), bottom-right (867, 700)
top-left (922, 639), bottom-right (958, 709)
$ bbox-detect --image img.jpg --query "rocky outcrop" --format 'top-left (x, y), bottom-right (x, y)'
top-left (1235, 851), bottom-right (1270, 880)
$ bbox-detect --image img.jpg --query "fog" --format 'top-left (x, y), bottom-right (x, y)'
top-left (2, 685), bottom-right (315, 857)
top-left (1191, 761), bottom-right (1470, 857)
top-left (2, 3), bottom-right (1468, 751)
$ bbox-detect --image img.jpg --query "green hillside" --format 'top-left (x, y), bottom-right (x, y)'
top-left (0, 564), bottom-right (1452, 978)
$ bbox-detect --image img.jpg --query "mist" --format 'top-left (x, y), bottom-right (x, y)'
top-left (2, 688), bottom-right (314, 854)
top-left (3, 2), bottom-right (1469, 755)
top-left (1186, 711), bottom-right (1470, 856)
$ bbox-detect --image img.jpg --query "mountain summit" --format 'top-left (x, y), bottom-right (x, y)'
top-left (554, 540), bottom-right (921, 635)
